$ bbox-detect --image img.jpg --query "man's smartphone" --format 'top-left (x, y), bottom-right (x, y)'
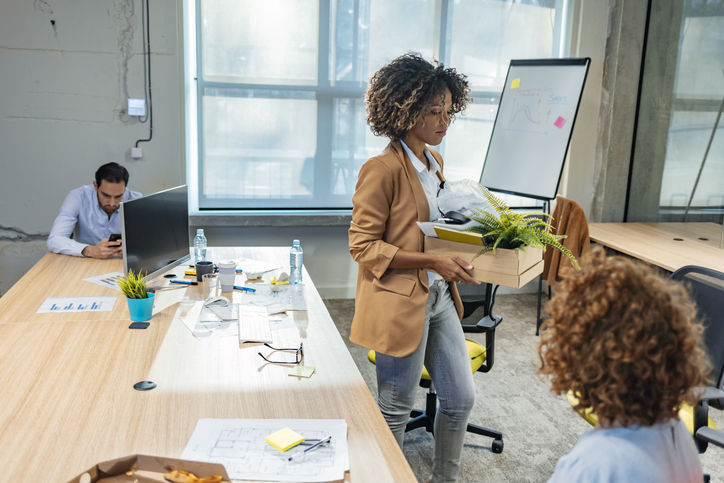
top-left (109, 233), bottom-right (122, 245)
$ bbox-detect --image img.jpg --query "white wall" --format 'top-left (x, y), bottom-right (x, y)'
top-left (0, 0), bottom-right (183, 295)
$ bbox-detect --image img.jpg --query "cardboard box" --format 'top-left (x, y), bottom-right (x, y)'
top-left (67, 454), bottom-right (230, 483)
top-left (424, 236), bottom-right (544, 288)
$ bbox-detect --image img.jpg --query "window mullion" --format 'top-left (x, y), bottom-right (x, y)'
top-left (315, 0), bottom-right (333, 203)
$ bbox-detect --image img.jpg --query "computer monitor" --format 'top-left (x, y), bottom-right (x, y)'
top-left (120, 185), bottom-right (190, 281)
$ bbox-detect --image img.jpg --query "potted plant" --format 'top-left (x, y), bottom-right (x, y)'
top-left (464, 185), bottom-right (579, 269)
top-left (117, 269), bottom-right (155, 321)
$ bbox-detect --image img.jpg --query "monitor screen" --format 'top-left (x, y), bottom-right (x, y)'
top-left (120, 185), bottom-right (190, 280)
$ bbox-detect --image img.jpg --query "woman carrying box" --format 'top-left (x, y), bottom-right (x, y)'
top-left (348, 52), bottom-right (480, 483)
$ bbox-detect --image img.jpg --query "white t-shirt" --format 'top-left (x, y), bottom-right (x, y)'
top-left (400, 140), bottom-right (442, 286)
top-left (548, 418), bottom-right (703, 483)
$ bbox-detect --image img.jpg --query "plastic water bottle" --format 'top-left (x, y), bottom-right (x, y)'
top-left (194, 229), bottom-right (207, 263)
top-left (289, 239), bottom-right (303, 284)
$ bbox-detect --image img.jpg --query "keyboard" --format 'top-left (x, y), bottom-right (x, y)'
top-left (238, 304), bottom-right (273, 344)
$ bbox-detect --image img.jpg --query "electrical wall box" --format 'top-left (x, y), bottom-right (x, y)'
top-left (131, 147), bottom-right (143, 159)
top-left (128, 98), bottom-right (146, 117)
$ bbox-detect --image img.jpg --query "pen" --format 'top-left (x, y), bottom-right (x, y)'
top-left (233, 285), bottom-right (256, 292)
top-left (288, 436), bottom-right (331, 461)
top-left (170, 280), bottom-right (198, 286)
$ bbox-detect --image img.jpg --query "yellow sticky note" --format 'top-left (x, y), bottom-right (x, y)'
top-left (511, 78), bottom-right (520, 89)
top-left (185, 268), bottom-right (197, 276)
top-left (265, 427), bottom-right (305, 452)
top-left (289, 365), bottom-right (316, 378)
top-left (434, 227), bottom-right (485, 246)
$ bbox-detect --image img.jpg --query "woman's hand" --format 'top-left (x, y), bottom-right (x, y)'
top-left (389, 250), bottom-right (481, 285)
top-left (430, 254), bottom-right (481, 285)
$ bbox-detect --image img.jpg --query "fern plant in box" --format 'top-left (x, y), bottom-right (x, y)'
top-left (463, 185), bottom-right (580, 270)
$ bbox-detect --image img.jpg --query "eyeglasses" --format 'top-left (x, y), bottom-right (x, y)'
top-left (258, 343), bottom-right (304, 365)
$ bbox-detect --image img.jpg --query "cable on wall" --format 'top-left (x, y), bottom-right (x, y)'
top-left (135, 0), bottom-right (153, 147)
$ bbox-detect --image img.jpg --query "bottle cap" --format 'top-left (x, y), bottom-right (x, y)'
top-left (197, 229), bottom-right (204, 235)
top-left (293, 239), bottom-right (300, 245)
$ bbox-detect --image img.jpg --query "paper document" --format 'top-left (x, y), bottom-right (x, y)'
top-left (37, 296), bottom-right (117, 313)
top-left (235, 257), bottom-right (282, 275)
top-left (238, 304), bottom-right (273, 343)
top-left (417, 220), bottom-right (475, 238)
top-left (181, 419), bottom-right (349, 482)
top-left (180, 303), bottom-right (240, 340)
top-left (241, 284), bottom-right (307, 315)
top-left (82, 271), bottom-right (123, 291)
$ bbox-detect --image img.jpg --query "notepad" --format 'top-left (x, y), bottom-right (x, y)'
top-left (265, 427), bottom-right (305, 452)
top-left (433, 226), bottom-right (485, 246)
top-left (238, 305), bottom-right (273, 344)
top-left (289, 366), bottom-right (316, 378)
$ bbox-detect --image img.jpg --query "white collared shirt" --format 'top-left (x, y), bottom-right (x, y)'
top-left (401, 140), bottom-right (443, 285)
top-left (47, 184), bottom-right (142, 257)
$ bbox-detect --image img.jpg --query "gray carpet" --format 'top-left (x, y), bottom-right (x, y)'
top-left (324, 294), bottom-right (724, 483)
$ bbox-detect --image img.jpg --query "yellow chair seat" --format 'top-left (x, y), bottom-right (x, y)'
top-left (566, 391), bottom-right (718, 434)
top-left (367, 339), bottom-right (486, 380)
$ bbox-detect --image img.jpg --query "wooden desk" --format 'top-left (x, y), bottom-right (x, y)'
top-left (0, 248), bottom-right (415, 482)
top-left (588, 222), bottom-right (724, 273)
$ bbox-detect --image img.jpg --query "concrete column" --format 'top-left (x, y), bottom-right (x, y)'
top-left (626, 1), bottom-right (684, 221)
top-left (589, 0), bottom-right (649, 222)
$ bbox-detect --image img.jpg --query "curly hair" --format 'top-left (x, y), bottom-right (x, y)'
top-left (538, 247), bottom-right (711, 428)
top-left (365, 53), bottom-right (471, 140)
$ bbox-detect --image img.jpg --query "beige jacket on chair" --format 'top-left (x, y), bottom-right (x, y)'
top-left (542, 195), bottom-right (591, 286)
top-left (348, 140), bottom-right (464, 358)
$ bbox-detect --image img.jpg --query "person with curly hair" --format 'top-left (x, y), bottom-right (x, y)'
top-left (539, 248), bottom-right (710, 482)
top-left (348, 53), bottom-right (479, 482)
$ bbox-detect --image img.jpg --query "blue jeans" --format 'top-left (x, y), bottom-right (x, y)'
top-left (375, 279), bottom-right (475, 483)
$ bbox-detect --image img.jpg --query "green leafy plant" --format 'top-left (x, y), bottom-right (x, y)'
top-left (463, 185), bottom-right (580, 270)
top-left (116, 269), bottom-right (149, 299)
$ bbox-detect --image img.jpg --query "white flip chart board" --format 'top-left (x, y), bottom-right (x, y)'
top-left (480, 58), bottom-right (590, 201)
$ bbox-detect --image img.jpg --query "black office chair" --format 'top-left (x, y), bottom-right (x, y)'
top-left (669, 266), bottom-right (724, 455)
top-left (367, 284), bottom-right (505, 453)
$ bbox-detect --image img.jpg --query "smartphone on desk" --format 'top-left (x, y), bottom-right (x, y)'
top-left (108, 233), bottom-right (122, 245)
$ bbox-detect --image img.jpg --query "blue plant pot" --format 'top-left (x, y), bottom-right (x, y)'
top-left (126, 292), bottom-right (155, 322)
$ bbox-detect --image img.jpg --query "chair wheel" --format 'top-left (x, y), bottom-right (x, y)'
top-left (492, 439), bottom-right (504, 453)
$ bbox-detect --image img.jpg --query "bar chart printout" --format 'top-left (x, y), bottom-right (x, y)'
top-left (37, 297), bottom-right (118, 314)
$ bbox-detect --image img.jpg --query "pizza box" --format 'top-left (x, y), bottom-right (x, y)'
top-left (66, 454), bottom-right (230, 483)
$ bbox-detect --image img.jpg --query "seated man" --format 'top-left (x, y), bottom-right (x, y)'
top-left (539, 248), bottom-right (710, 483)
top-left (47, 162), bottom-right (142, 259)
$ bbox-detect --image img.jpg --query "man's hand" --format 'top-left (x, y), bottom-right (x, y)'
top-left (81, 238), bottom-right (122, 259)
top-left (431, 255), bottom-right (481, 285)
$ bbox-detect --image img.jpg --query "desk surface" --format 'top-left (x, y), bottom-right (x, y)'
top-left (588, 222), bottom-right (724, 273)
top-left (0, 248), bottom-right (415, 482)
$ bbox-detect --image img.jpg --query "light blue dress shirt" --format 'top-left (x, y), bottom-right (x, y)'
top-left (548, 418), bottom-right (703, 483)
top-left (47, 184), bottom-right (142, 257)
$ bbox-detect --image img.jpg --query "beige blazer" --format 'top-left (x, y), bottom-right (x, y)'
top-left (542, 195), bottom-right (591, 286)
top-left (348, 140), bottom-right (464, 357)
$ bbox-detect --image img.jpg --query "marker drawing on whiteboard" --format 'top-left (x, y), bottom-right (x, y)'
top-left (506, 96), bottom-right (551, 136)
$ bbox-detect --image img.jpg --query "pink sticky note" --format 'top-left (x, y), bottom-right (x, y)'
top-left (554, 116), bottom-right (566, 129)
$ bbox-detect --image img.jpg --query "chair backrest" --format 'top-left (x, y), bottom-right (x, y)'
top-left (669, 266), bottom-right (724, 393)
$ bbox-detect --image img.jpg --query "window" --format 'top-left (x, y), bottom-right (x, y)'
top-left (189, 0), bottom-right (560, 210)
top-left (628, 1), bottom-right (724, 222)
